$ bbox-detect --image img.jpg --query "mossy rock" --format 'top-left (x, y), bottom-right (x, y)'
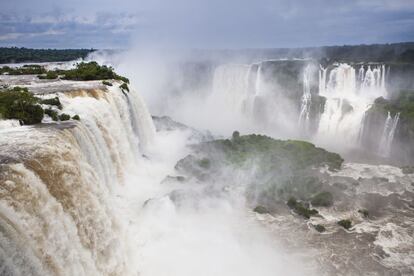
top-left (253, 206), bottom-right (269, 214)
top-left (313, 224), bottom-right (326, 233)
top-left (401, 166), bottom-right (414, 174)
top-left (287, 197), bottom-right (318, 219)
top-left (358, 209), bottom-right (369, 218)
top-left (337, 219), bottom-right (352, 230)
top-left (310, 191), bottom-right (333, 207)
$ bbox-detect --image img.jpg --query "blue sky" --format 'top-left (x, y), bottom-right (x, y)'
top-left (1, 0), bottom-right (414, 49)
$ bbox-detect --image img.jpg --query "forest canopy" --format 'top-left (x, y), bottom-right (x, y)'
top-left (0, 47), bottom-right (95, 64)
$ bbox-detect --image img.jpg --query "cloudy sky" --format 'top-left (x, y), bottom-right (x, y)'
top-left (1, 0), bottom-right (414, 49)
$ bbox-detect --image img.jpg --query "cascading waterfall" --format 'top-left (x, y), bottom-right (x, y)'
top-left (316, 63), bottom-right (387, 148)
top-left (319, 66), bottom-right (327, 95)
top-left (0, 84), bottom-right (156, 275)
top-left (298, 66), bottom-right (312, 131)
top-left (378, 112), bottom-right (400, 157)
top-left (209, 63), bottom-right (262, 125)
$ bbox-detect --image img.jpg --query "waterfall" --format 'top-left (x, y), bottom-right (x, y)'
top-left (255, 64), bottom-right (263, 96)
top-left (319, 66), bottom-right (327, 95)
top-left (298, 66), bottom-right (312, 131)
top-left (209, 63), bottom-right (262, 126)
top-left (0, 84), bottom-right (156, 275)
top-left (316, 63), bottom-right (387, 149)
top-left (379, 112), bottom-right (400, 157)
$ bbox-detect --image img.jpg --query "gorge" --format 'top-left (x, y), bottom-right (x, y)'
top-left (0, 47), bottom-right (414, 276)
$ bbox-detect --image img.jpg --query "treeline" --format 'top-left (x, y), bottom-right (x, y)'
top-left (196, 42), bottom-right (414, 64)
top-left (0, 47), bottom-right (95, 64)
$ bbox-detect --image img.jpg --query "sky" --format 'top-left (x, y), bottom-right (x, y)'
top-left (1, 0), bottom-right (414, 49)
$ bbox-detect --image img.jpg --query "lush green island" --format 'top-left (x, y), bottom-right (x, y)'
top-left (174, 132), bottom-right (345, 223)
top-left (0, 47), bottom-right (95, 64)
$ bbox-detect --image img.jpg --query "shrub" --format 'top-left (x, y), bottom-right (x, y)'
top-left (40, 97), bottom-right (62, 109)
top-left (61, 62), bottom-right (129, 83)
top-left (232, 130), bottom-right (240, 140)
top-left (0, 65), bottom-right (46, 75)
top-left (253, 206), bottom-right (269, 214)
top-left (44, 108), bottom-right (58, 121)
top-left (58, 113), bottom-right (71, 121)
top-left (310, 191), bottom-right (333, 207)
top-left (38, 71), bottom-right (58, 79)
top-left (102, 80), bottom-right (113, 86)
top-left (0, 87), bottom-right (44, 124)
top-left (72, 114), bottom-right (80, 121)
top-left (119, 83), bottom-right (129, 92)
top-left (337, 219), bottom-right (352, 230)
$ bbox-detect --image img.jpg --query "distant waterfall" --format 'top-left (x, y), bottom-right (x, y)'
top-left (0, 85), bottom-right (156, 275)
top-left (210, 63), bottom-right (262, 124)
top-left (316, 63), bottom-right (388, 148)
top-left (319, 66), bottom-right (327, 95)
top-left (298, 66), bottom-right (312, 131)
top-left (379, 112), bottom-right (400, 157)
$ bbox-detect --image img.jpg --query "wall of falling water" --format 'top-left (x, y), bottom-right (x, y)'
top-left (298, 65), bottom-right (312, 132)
top-left (315, 64), bottom-right (388, 150)
top-left (0, 84), bottom-right (156, 275)
top-left (378, 112), bottom-right (400, 157)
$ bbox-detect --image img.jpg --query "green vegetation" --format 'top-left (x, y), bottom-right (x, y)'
top-left (287, 197), bottom-right (319, 219)
top-left (0, 87), bottom-right (44, 124)
top-left (232, 130), bottom-right (240, 140)
top-left (372, 91), bottom-right (414, 119)
top-left (310, 191), bottom-right (333, 207)
top-left (119, 83), bottom-right (130, 92)
top-left (313, 224), bottom-right (326, 233)
top-left (253, 206), bottom-right (269, 214)
top-left (0, 87), bottom-right (78, 124)
top-left (58, 113), bottom-right (71, 121)
top-left (38, 71), bottom-right (59, 80)
top-left (358, 209), bottom-right (369, 218)
top-left (0, 47), bottom-right (94, 64)
top-left (200, 134), bottom-right (343, 171)
top-left (102, 80), bottom-right (113, 86)
top-left (197, 158), bottom-right (211, 169)
top-left (401, 166), bottom-right (414, 174)
top-left (44, 108), bottom-right (58, 121)
top-left (40, 97), bottom-right (62, 109)
top-left (0, 65), bottom-right (46, 75)
top-left (72, 115), bottom-right (80, 121)
top-left (61, 62), bottom-right (129, 83)
top-left (337, 219), bottom-right (352, 230)
top-left (175, 134), bottom-right (343, 222)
